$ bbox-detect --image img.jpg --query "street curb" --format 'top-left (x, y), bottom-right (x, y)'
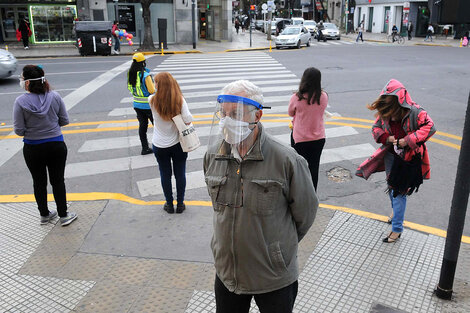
top-left (414, 43), bottom-right (452, 47)
top-left (224, 47), bottom-right (271, 52)
top-left (140, 50), bottom-right (202, 55)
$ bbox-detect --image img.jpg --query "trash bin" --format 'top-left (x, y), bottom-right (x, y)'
top-left (75, 21), bottom-right (113, 56)
top-left (158, 18), bottom-right (168, 49)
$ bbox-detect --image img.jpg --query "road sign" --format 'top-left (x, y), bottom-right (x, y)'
top-left (262, 3), bottom-right (267, 10)
top-left (267, 1), bottom-right (274, 7)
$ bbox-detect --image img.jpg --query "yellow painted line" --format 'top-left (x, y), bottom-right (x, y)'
top-left (429, 137), bottom-right (461, 150)
top-left (435, 131), bottom-right (461, 141)
top-left (0, 117), bottom-right (461, 150)
top-left (330, 116), bottom-right (375, 123)
top-left (319, 203), bottom-right (470, 244)
top-left (0, 128), bottom-right (13, 133)
top-left (1, 192), bottom-right (468, 243)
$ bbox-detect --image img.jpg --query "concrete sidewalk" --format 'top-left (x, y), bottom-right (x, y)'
top-left (1, 198), bottom-right (469, 312)
top-left (2, 28), bottom-right (273, 59)
top-left (341, 31), bottom-right (462, 47)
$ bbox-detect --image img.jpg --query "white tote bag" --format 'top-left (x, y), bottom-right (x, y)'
top-left (172, 114), bottom-right (200, 152)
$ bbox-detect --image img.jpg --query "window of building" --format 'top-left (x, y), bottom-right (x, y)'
top-left (29, 5), bottom-right (77, 43)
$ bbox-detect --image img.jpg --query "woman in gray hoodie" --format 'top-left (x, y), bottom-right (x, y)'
top-left (13, 65), bottom-right (77, 226)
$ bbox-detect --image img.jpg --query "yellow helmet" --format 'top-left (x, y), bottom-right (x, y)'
top-left (132, 53), bottom-right (145, 62)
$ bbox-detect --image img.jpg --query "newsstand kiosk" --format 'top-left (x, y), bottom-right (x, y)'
top-left (75, 21), bottom-right (113, 56)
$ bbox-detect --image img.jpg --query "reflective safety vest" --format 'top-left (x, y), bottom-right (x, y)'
top-left (127, 69), bottom-right (151, 109)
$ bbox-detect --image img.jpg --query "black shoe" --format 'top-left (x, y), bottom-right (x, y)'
top-left (163, 202), bottom-right (174, 214)
top-left (141, 147), bottom-right (153, 155)
top-left (176, 203), bottom-right (186, 214)
top-left (383, 232), bottom-right (401, 243)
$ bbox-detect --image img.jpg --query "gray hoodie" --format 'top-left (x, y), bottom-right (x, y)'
top-left (13, 91), bottom-right (69, 140)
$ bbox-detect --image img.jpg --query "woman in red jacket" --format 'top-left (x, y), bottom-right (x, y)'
top-left (356, 79), bottom-right (436, 243)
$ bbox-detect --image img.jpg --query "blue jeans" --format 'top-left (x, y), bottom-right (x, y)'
top-left (153, 143), bottom-right (188, 204)
top-left (356, 31), bottom-right (363, 42)
top-left (114, 36), bottom-right (120, 51)
top-left (385, 152), bottom-right (407, 233)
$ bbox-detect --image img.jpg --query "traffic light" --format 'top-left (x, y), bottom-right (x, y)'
top-left (250, 5), bottom-right (256, 11)
top-left (207, 4), bottom-right (210, 9)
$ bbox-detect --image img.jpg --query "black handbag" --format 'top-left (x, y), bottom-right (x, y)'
top-left (387, 152), bottom-right (423, 197)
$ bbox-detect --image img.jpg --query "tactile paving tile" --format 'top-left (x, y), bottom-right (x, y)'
top-left (0, 202), bottom-right (96, 312)
top-left (322, 211), bottom-right (351, 237)
top-left (147, 260), bottom-right (206, 289)
top-left (312, 237), bottom-right (372, 269)
top-left (129, 286), bottom-right (194, 313)
top-left (195, 264), bottom-right (216, 292)
top-left (294, 285), bottom-right (342, 313)
top-left (57, 252), bottom-right (116, 281)
top-left (101, 256), bottom-right (161, 286)
top-left (418, 235), bottom-right (446, 268)
top-left (360, 249), bottom-right (418, 279)
top-left (74, 282), bottom-right (140, 312)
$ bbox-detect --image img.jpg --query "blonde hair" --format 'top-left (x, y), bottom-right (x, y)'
top-left (150, 72), bottom-right (183, 121)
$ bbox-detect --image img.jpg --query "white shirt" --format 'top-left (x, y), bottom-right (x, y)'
top-left (149, 96), bottom-right (193, 148)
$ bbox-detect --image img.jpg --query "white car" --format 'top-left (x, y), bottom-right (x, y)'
top-left (0, 49), bottom-right (17, 79)
top-left (322, 23), bottom-right (341, 40)
top-left (291, 17), bottom-right (304, 26)
top-left (303, 20), bottom-right (317, 36)
top-left (275, 26), bottom-right (311, 49)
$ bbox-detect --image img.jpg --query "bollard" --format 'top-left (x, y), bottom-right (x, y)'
top-left (5, 45), bottom-right (8, 51)
top-left (161, 42), bottom-right (164, 56)
top-left (269, 40), bottom-right (272, 52)
top-left (459, 38), bottom-right (463, 47)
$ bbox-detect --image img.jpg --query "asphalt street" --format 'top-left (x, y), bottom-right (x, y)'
top-left (0, 43), bottom-right (468, 236)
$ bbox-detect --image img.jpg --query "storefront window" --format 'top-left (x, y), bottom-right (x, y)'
top-left (29, 5), bottom-right (77, 43)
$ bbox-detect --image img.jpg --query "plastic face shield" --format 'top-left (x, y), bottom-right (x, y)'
top-left (207, 95), bottom-right (265, 155)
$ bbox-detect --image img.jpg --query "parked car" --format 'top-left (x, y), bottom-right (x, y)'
top-left (275, 26), bottom-right (311, 49)
top-left (291, 17), bottom-right (304, 26)
top-left (322, 23), bottom-right (341, 40)
top-left (254, 19), bottom-right (264, 30)
top-left (275, 19), bottom-right (292, 35)
top-left (0, 49), bottom-right (17, 79)
top-left (303, 20), bottom-right (317, 36)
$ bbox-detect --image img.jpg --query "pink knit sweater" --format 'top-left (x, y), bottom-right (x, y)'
top-left (288, 91), bottom-right (328, 143)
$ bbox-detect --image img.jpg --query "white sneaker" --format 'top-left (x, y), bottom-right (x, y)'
top-left (24, 46), bottom-right (29, 50)
top-left (115, 50), bottom-right (120, 55)
top-left (40, 210), bottom-right (57, 225)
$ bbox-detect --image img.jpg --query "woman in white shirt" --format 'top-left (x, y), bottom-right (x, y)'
top-left (149, 72), bottom-right (193, 214)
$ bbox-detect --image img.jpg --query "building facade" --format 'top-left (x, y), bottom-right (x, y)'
top-left (353, 0), bottom-right (429, 37)
top-left (0, 0), bottom-right (231, 45)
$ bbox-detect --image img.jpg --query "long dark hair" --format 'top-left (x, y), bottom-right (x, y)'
top-left (128, 60), bottom-right (146, 87)
top-left (296, 67), bottom-right (322, 105)
top-left (23, 65), bottom-right (50, 94)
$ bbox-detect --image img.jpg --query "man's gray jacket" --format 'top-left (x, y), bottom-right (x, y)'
top-left (203, 123), bottom-right (318, 294)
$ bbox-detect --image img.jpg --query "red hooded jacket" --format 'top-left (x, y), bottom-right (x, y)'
top-left (356, 79), bottom-right (436, 180)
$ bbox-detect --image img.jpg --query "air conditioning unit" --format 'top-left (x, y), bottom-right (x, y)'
top-left (89, 0), bottom-right (106, 10)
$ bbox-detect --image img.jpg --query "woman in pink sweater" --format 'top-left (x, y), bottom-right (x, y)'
top-left (288, 67), bottom-right (328, 190)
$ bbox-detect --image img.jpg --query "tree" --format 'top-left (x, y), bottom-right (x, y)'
top-left (140, 0), bottom-right (155, 50)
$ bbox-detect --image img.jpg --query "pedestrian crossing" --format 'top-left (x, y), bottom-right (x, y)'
top-left (64, 52), bottom-right (375, 199)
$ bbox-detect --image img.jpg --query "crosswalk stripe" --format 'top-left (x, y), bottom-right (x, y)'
top-left (183, 85), bottom-right (298, 99)
top-left (170, 70), bottom-right (294, 80)
top-left (157, 60), bottom-right (279, 68)
top-left (79, 124), bottom-right (352, 153)
top-left (152, 66), bottom-right (286, 75)
top-left (317, 42), bottom-right (330, 46)
top-left (328, 41), bottom-right (341, 45)
top-left (135, 142), bottom-right (375, 197)
top-left (176, 73), bottom-right (297, 84)
top-left (272, 126), bottom-right (358, 145)
top-left (137, 171), bottom-right (207, 198)
top-left (155, 64), bottom-right (285, 72)
top-left (341, 41), bottom-right (354, 44)
top-left (118, 95), bottom-right (293, 107)
top-left (179, 79), bottom-right (300, 91)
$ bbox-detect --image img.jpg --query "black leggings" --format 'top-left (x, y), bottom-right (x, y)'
top-left (23, 141), bottom-right (68, 217)
top-left (134, 108), bottom-right (154, 149)
top-left (292, 138), bottom-right (326, 191)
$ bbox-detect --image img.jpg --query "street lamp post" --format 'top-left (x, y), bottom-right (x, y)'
top-left (191, 0), bottom-right (196, 49)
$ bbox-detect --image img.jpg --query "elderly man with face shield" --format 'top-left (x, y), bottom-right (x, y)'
top-left (203, 80), bottom-right (318, 313)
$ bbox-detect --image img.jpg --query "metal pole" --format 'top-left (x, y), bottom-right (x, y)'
top-left (249, 11), bottom-right (252, 47)
top-left (435, 92), bottom-right (470, 300)
top-left (192, 0), bottom-right (196, 49)
top-left (267, 9), bottom-right (272, 41)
